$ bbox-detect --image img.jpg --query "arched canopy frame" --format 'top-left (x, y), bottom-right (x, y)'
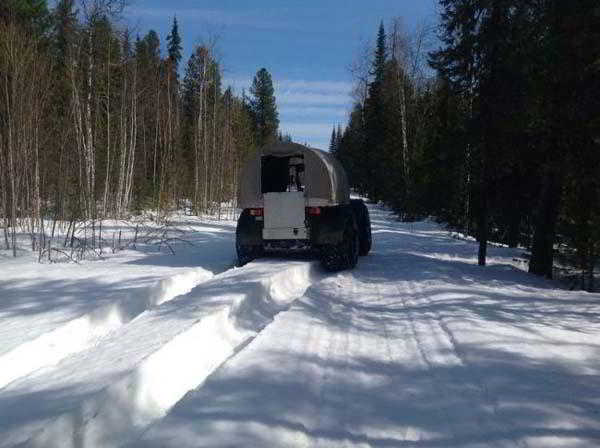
top-left (237, 142), bottom-right (350, 209)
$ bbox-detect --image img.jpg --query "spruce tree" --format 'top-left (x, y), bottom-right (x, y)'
top-left (329, 126), bottom-right (337, 153)
top-left (372, 21), bottom-right (386, 84)
top-left (337, 103), bottom-right (366, 193)
top-left (166, 16), bottom-right (182, 70)
top-left (430, 0), bottom-right (525, 265)
top-left (363, 21), bottom-right (388, 201)
top-left (249, 68), bottom-right (279, 147)
top-left (145, 30), bottom-right (160, 62)
top-left (52, 0), bottom-right (76, 59)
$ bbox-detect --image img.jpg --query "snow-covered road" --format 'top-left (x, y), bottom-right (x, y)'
top-left (1, 204), bottom-right (599, 447)
top-left (134, 206), bottom-right (600, 448)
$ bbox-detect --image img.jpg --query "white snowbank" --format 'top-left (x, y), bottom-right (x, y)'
top-left (0, 215), bottom-right (238, 390)
top-left (0, 267), bottom-right (213, 389)
top-left (0, 260), bottom-right (321, 448)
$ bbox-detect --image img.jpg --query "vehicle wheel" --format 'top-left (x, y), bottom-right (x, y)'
top-left (350, 199), bottom-right (372, 256)
top-left (321, 219), bottom-right (359, 272)
top-left (236, 243), bottom-right (263, 267)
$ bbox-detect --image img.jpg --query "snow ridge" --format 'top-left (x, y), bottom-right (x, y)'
top-left (8, 262), bottom-right (320, 448)
top-left (0, 268), bottom-right (213, 390)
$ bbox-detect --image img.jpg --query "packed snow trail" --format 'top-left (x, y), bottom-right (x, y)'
top-left (134, 205), bottom-right (600, 448)
top-left (1, 205), bottom-right (599, 447)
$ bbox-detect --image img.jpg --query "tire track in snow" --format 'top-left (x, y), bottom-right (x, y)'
top-left (368, 279), bottom-right (445, 445)
top-left (338, 275), bottom-right (359, 448)
top-left (312, 274), bottom-right (355, 448)
top-left (136, 269), bottom-right (485, 447)
top-left (374, 282), bottom-right (419, 445)
top-left (131, 273), bottom-right (369, 448)
top-left (398, 281), bottom-right (470, 445)
top-left (305, 274), bottom-right (419, 446)
top-left (419, 283), bottom-right (530, 448)
top-left (0, 267), bottom-right (215, 391)
top-left (400, 281), bottom-right (525, 448)
top-left (277, 299), bottom-right (321, 448)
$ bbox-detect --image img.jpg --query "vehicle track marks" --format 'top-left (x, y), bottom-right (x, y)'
top-left (400, 281), bottom-right (526, 448)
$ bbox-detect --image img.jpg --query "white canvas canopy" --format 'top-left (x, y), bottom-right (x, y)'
top-left (237, 142), bottom-right (350, 209)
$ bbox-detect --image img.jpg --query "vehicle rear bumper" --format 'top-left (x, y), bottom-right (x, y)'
top-left (263, 239), bottom-right (313, 252)
top-left (263, 227), bottom-right (308, 240)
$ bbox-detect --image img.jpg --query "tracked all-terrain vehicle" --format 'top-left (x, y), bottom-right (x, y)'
top-left (236, 142), bottom-right (371, 271)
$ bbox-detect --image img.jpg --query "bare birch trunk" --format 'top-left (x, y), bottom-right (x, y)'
top-left (391, 21), bottom-right (411, 209)
top-left (85, 29), bottom-right (96, 219)
top-left (103, 35), bottom-right (112, 218)
top-left (116, 60), bottom-right (128, 216)
top-left (124, 60), bottom-right (138, 211)
top-left (0, 138), bottom-right (9, 249)
top-left (194, 70), bottom-right (204, 213)
top-left (202, 78), bottom-right (209, 212)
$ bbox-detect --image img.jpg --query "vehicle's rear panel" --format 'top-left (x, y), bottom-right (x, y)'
top-left (263, 192), bottom-right (308, 240)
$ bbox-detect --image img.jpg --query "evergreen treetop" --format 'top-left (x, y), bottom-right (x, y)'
top-left (329, 126), bottom-right (337, 152)
top-left (145, 30), bottom-right (161, 62)
top-left (249, 68), bottom-right (279, 147)
top-left (371, 21), bottom-right (387, 84)
top-left (167, 16), bottom-right (182, 67)
top-left (52, 0), bottom-right (77, 60)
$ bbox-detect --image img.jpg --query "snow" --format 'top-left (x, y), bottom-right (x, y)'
top-left (1, 204), bottom-right (599, 447)
top-left (0, 258), bottom-right (320, 447)
top-left (0, 216), bottom-right (236, 389)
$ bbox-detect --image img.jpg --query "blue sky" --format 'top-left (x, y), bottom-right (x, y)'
top-left (124, 0), bottom-right (439, 149)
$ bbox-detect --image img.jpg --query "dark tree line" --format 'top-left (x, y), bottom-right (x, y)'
top-left (0, 0), bottom-right (280, 257)
top-left (334, 2), bottom-right (600, 290)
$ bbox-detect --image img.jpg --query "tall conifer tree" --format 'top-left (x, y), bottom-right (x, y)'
top-left (167, 16), bottom-right (182, 70)
top-left (363, 21), bottom-right (387, 200)
top-left (249, 68), bottom-right (279, 147)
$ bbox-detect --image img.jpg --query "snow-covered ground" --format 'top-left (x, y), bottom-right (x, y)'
top-left (1, 204), bottom-right (599, 447)
top-left (0, 216), bottom-right (236, 390)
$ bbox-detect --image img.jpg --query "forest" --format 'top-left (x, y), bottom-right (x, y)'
top-left (1, 0), bottom-right (599, 290)
top-left (0, 0), bottom-right (282, 258)
top-left (333, 0), bottom-right (599, 290)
